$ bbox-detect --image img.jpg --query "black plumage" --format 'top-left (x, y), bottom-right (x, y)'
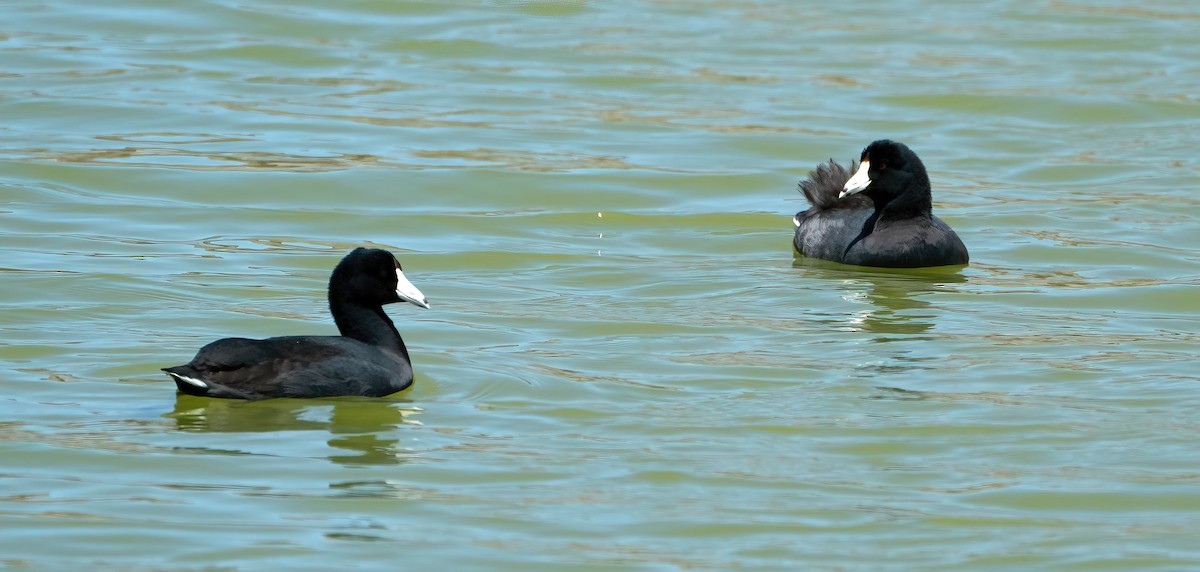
top-left (792, 140), bottom-right (969, 268)
top-left (163, 248), bottom-right (429, 399)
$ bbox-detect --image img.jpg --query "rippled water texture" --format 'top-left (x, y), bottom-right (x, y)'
top-left (3, 0), bottom-right (1199, 569)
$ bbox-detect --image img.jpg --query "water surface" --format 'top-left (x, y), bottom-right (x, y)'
top-left (2, 0), bottom-right (1199, 569)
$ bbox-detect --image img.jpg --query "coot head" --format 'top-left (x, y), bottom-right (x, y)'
top-left (331, 247), bottom-right (430, 309)
top-left (839, 139), bottom-right (930, 203)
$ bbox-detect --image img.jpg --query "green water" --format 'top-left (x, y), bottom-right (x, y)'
top-left (3, 0), bottom-right (1199, 569)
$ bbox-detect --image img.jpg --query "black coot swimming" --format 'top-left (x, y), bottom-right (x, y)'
top-left (792, 140), bottom-right (969, 268)
top-left (163, 247), bottom-right (429, 399)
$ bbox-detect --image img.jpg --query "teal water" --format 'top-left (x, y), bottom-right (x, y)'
top-left (3, 1), bottom-right (1200, 569)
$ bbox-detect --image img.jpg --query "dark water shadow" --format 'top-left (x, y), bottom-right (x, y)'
top-left (167, 394), bottom-right (418, 466)
top-left (792, 256), bottom-right (967, 336)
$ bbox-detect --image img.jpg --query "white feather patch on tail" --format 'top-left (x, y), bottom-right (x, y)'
top-left (168, 371), bottom-right (209, 388)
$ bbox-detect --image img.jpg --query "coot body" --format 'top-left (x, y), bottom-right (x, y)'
top-left (792, 140), bottom-right (968, 268)
top-left (163, 248), bottom-right (429, 399)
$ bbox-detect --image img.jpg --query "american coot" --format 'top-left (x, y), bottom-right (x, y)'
top-left (792, 140), bottom-right (969, 268)
top-left (163, 248), bottom-right (429, 399)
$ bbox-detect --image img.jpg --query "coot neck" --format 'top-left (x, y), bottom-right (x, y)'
top-left (872, 183), bottom-right (933, 228)
top-left (329, 296), bottom-right (410, 360)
